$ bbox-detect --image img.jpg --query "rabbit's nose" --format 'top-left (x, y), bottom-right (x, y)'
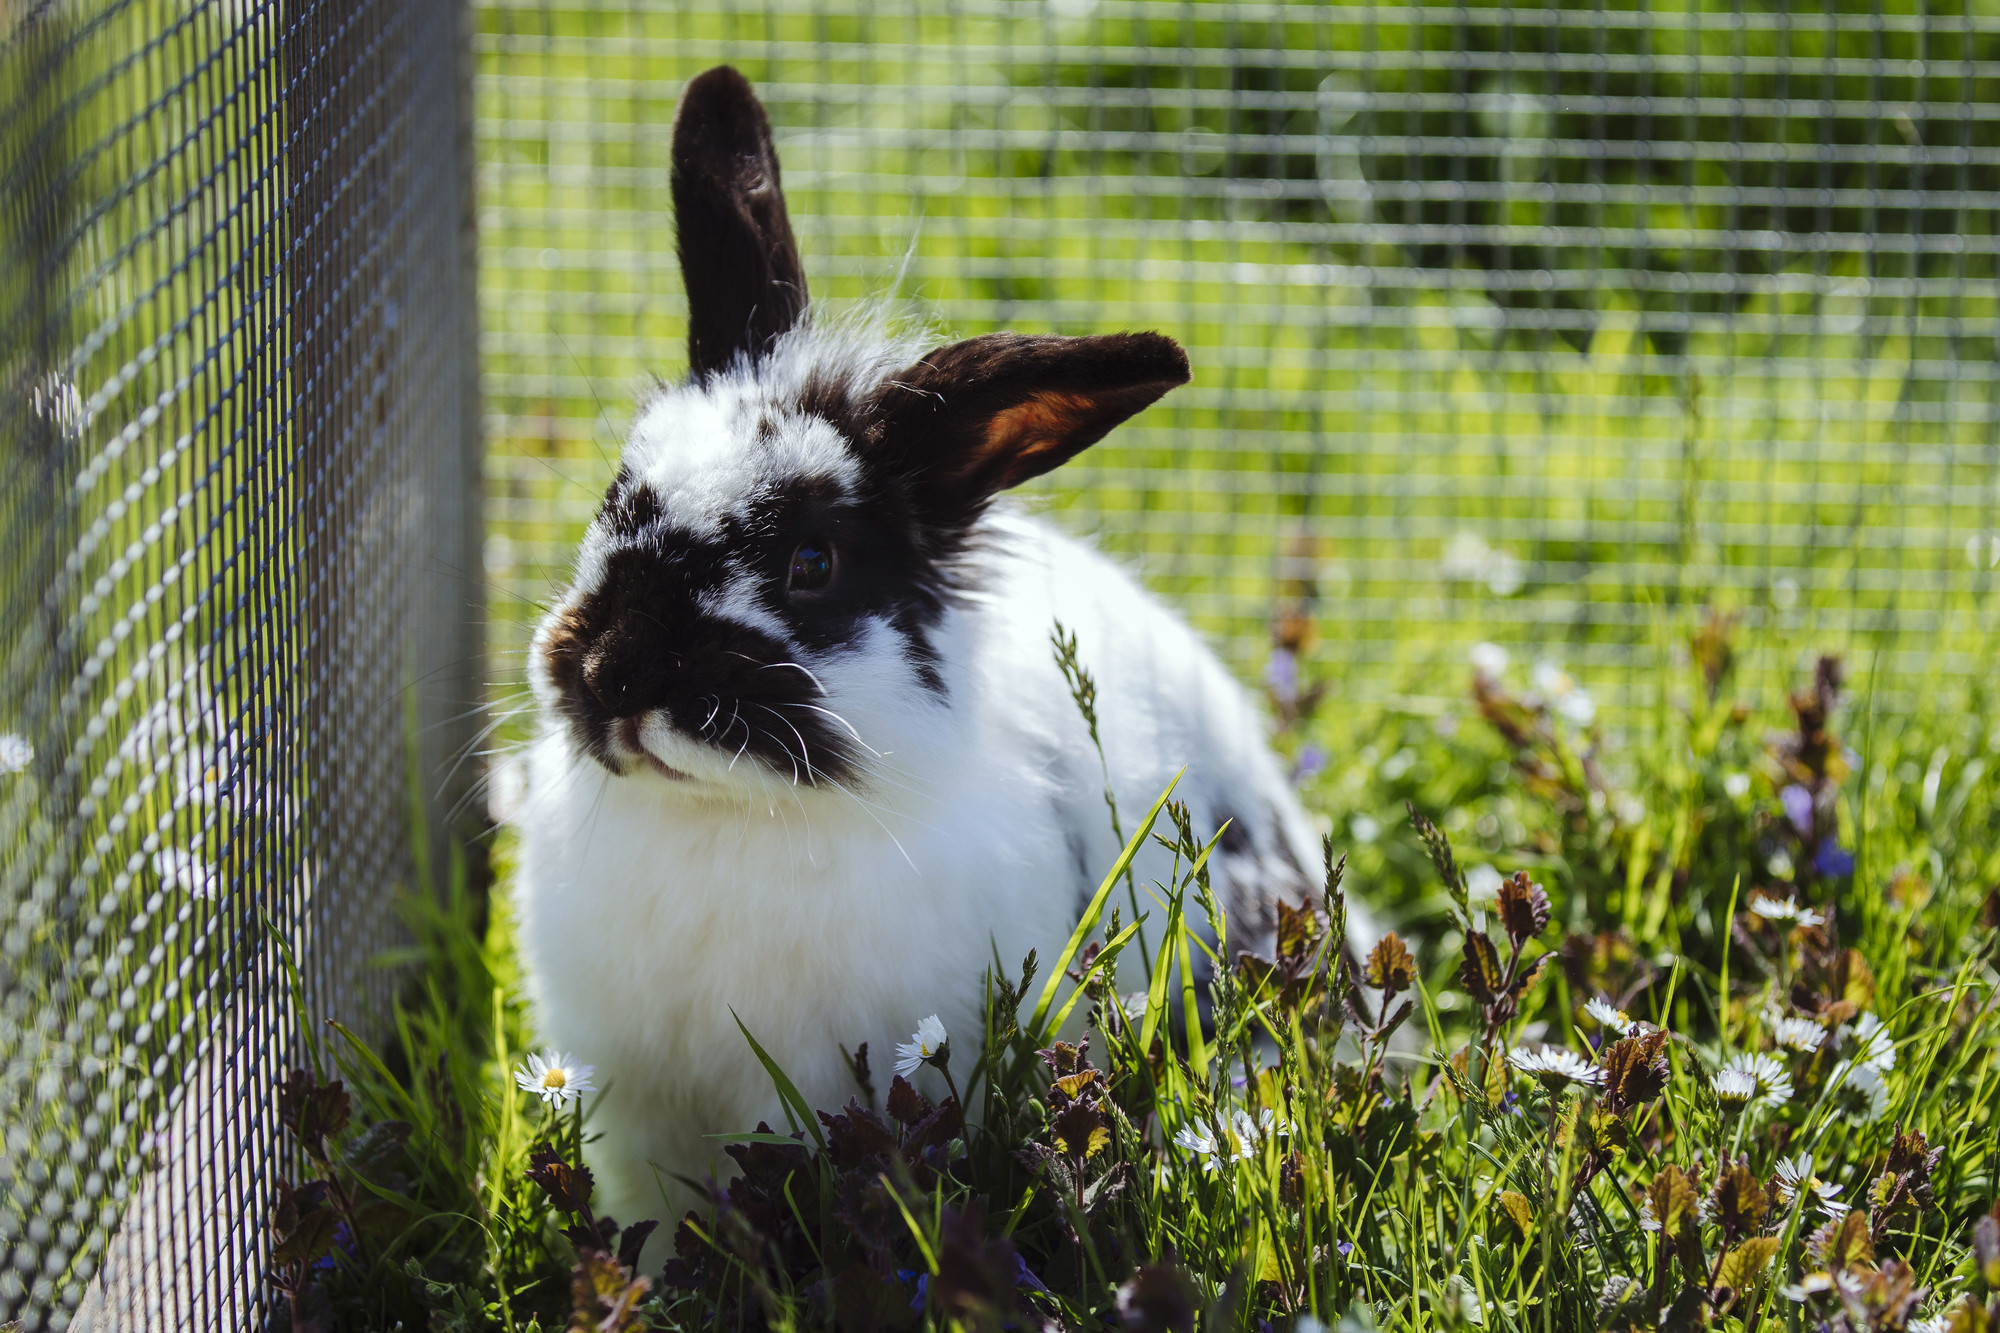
top-left (580, 646), bottom-right (637, 716)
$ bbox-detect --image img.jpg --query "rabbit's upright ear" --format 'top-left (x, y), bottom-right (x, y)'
top-left (870, 332), bottom-right (1189, 524)
top-left (671, 67), bottom-right (808, 380)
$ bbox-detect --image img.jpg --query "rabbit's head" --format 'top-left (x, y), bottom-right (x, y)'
top-left (531, 67), bottom-right (1188, 795)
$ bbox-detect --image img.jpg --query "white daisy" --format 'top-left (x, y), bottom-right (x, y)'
top-left (893, 1014), bottom-right (949, 1078)
top-left (1719, 1051), bottom-right (1793, 1108)
top-left (1469, 641), bottom-right (1509, 681)
top-left (1714, 1068), bottom-right (1759, 1106)
top-left (1231, 1106), bottom-right (1287, 1143)
top-left (513, 1050), bottom-right (596, 1107)
top-left (0, 733), bottom-right (32, 774)
top-left (1172, 1110), bottom-right (1266, 1172)
top-left (152, 848), bottom-right (218, 899)
top-left (1171, 1122), bottom-right (1223, 1170)
top-left (1843, 1011), bottom-right (1896, 1072)
top-left (1508, 1045), bottom-right (1605, 1089)
top-left (1828, 1058), bottom-right (1891, 1120)
top-left (1772, 1154), bottom-right (1845, 1219)
top-left (1584, 997), bottom-right (1636, 1036)
top-left (1772, 1015), bottom-right (1825, 1054)
top-left (1532, 661), bottom-right (1597, 727)
top-left (1750, 896), bottom-right (1826, 929)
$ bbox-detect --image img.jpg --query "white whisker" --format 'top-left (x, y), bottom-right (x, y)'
top-left (756, 660), bottom-right (827, 695)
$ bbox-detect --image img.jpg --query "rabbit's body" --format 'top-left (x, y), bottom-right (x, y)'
top-left (517, 496), bottom-right (1323, 1226)
top-left (510, 66), bottom-right (1359, 1235)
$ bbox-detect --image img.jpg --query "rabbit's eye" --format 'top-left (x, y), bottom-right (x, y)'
top-left (788, 538), bottom-right (834, 592)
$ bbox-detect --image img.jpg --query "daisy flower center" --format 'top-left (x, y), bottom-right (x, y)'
top-left (542, 1069), bottom-right (567, 1089)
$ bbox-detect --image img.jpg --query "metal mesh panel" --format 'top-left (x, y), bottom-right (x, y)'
top-left (476, 1), bottom-right (2000, 717)
top-left (0, 2), bottom-right (482, 1328)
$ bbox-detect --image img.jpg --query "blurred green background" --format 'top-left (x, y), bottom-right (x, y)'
top-left (473, 0), bottom-right (2000, 721)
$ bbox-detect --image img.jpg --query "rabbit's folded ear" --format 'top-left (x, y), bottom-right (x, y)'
top-left (670, 66), bottom-right (808, 380)
top-left (870, 332), bottom-right (1189, 521)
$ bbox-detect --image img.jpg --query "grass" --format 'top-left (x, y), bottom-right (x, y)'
top-left (271, 604), bottom-right (1998, 1331)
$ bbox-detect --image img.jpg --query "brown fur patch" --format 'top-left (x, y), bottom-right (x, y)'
top-left (979, 392), bottom-right (1099, 487)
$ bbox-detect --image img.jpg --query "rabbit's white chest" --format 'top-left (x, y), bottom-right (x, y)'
top-left (510, 727), bottom-right (1071, 1217)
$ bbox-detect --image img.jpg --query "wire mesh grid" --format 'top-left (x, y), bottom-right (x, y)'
top-left (476, 0), bottom-right (2000, 724)
top-left (0, 1), bottom-right (481, 1328)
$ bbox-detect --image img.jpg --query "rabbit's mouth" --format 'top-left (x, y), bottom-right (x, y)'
top-left (614, 717), bottom-right (695, 783)
top-left (537, 586), bottom-right (863, 788)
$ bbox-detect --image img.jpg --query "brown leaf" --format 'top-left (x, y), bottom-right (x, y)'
top-left (1647, 1166), bottom-right (1698, 1236)
top-left (1710, 1160), bottom-right (1769, 1238)
top-left (1808, 1209), bottom-right (1876, 1272)
top-left (271, 1206), bottom-right (339, 1270)
top-left (1273, 898), bottom-right (1323, 974)
top-left (1974, 1213), bottom-right (2000, 1289)
top-left (1364, 932), bottom-right (1417, 998)
top-left (931, 1203), bottom-right (1027, 1333)
top-left (1052, 1069), bottom-right (1105, 1107)
top-left (1497, 1189), bottom-right (1535, 1240)
top-left (1037, 1039), bottom-right (1091, 1078)
top-left (527, 1148), bottom-right (595, 1214)
top-left (1717, 1236), bottom-right (1781, 1293)
top-left (885, 1075), bottom-right (930, 1127)
top-left (1496, 871), bottom-right (1551, 946)
top-left (1832, 1259), bottom-right (1926, 1331)
top-left (1601, 1029), bottom-right (1670, 1115)
top-left (1051, 1101), bottom-right (1110, 1164)
top-left (569, 1247), bottom-right (651, 1332)
top-left (617, 1219), bottom-right (658, 1274)
top-left (1886, 1129), bottom-right (1939, 1180)
top-left (269, 1177), bottom-right (337, 1269)
top-left (278, 1068), bottom-right (350, 1162)
top-left (1460, 931), bottom-right (1505, 1004)
top-left (1113, 1260), bottom-right (1199, 1333)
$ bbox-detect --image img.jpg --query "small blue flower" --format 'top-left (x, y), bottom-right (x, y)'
top-left (1265, 649), bottom-right (1299, 705)
top-left (1013, 1253), bottom-right (1050, 1294)
top-left (1780, 784), bottom-right (1815, 838)
top-left (310, 1220), bottom-right (358, 1273)
top-left (1290, 744), bottom-right (1327, 785)
top-left (1814, 840), bottom-right (1855, 878)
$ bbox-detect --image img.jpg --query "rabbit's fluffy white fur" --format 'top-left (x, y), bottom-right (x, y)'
top-left (509, 66), bottom-right (1368, 1237)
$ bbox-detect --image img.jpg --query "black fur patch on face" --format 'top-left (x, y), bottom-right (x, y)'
top-left (546, 461), bottom-right (961, 782)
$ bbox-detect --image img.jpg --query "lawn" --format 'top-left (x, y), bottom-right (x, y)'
top-left (270, 608), bottom-right (1999, 1330)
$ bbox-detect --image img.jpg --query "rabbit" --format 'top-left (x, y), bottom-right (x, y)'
top-left (509, 65), bottom-right (1374, 1239)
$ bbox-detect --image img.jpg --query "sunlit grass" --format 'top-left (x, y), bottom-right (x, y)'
top-left (270, 607), bottom-right (1999, 1331)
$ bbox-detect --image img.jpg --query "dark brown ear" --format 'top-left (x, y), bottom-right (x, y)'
top-left (670, 67), bottom-right (808, 380)
top-left (870, 332), bottom-right (1189, 522)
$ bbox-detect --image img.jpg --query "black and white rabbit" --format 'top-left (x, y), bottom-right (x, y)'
top-left (511, 66), bottom-right (1369, 1231)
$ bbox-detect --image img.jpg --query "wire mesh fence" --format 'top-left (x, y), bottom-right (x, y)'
top-left (3, 0), bottom-right (1998, 1327)
top-left (0, 1), bottom-right (481, 1328)
top-left (477, 0), bottom-right (2000, 724)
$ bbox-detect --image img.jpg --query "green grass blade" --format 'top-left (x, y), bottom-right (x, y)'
top-left (732, 1009), bottom-right (828, 1150)
top-left (1029, 771), bottom-right (1180, 1040)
